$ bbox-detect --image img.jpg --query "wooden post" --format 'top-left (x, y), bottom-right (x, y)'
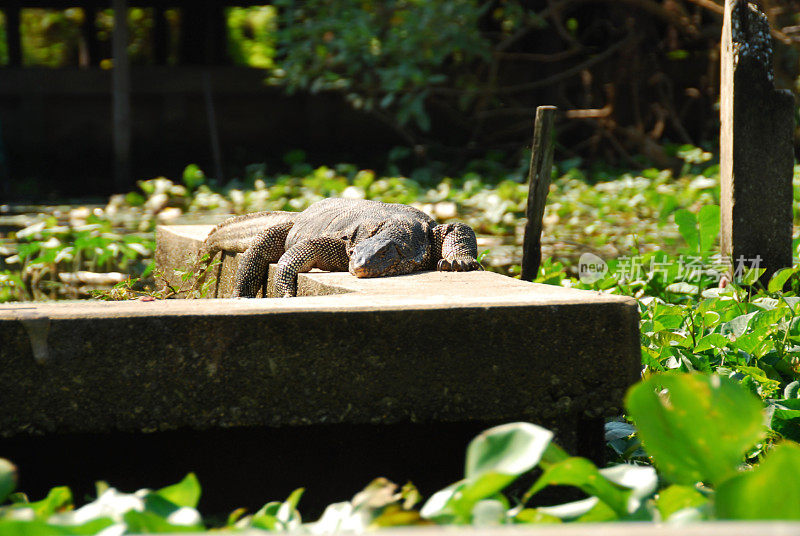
top-left (6, 3), bottom-right (22, 67)
top-left (720, 0), bottom-right (794, 283)
top-left (521, 106), bottom-right (557, 282)
top-left (112, 0), bottom-right (131, 191)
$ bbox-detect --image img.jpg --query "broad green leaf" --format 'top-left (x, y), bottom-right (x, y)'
top-left (28, 488), bottom-right (72, 518)
top-left (693, 333), bottom-right (729, 353)
top-left (768, 267), bottom-right (797, 293)
top-left (453, 474), bottom-right (515, 513)
top-left (276, 488), bottom-right (304, 526)
top-left (604, 422), bottom-right (636, 442)
top-left (720, 312), bottom-right (758, 338)
top-left (420, 482), bottom-right (462, 521)
top-left (0, 459), bottom-right (17, 503)
top-left (575, 500), bottom-right (618, 522)
top-left (465, 423), bottom-right (552, 479)
top-left (700, 310), bottom-right (721, 327)
top-left (655, 485), bottom-right (708, 520)
top-left (697, 205), bottom-right (720, 253)
top-left (665, 282), bottom-right (698, 295)
top-left (782, 297), bottom-right (800, 313)
top-left (0, 521), bottom-right (73, 536)
top-left (470, 499), bottom-right (506, 526)
top-left (716, 442), bottom-right (800, 519)
top-left (539, 443), bottom-right (570, 468)
top-left (122, 510), bottom-right (199, 533)
top-left (674, 209), bottom-right (699, 253)
top-left (599, 464), bottom-right (658, 503)
top-left (768, 398), bottom-right (800, 442)
top-left (525, 457), bottom-right (628, 517)
top-left (739, 267), bottom-right (766, 286)
top-left (154, 473), bottom-right (200, 509)
top-left (535, 498), bottom-right (599, 520)
top-left (513, 508), bottom-right (561, 524)
top-left (749, 308), bottom-right (789, 332)
top-left (625, 373), bottom-right (765, 486)
top-left (653, 313), bottom-right (684, 330)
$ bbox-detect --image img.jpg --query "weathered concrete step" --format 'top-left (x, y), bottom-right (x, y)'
top-left (0, 224), bottom-right (641, 453)
top-left (0, 280), bottom-right (639, 447)
top-left (1, 224), bottom-right (641, 513)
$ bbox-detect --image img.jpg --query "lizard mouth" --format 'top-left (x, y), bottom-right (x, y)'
top-left (349, 264), bottom-right (377, 278)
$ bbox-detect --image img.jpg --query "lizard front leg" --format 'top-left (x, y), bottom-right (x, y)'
top-left (232, 222), bottom-right (294, 298)
top-left (432, 223), bottom-right (483, 272)
top-left (274, 237), bottom-right (349, 297)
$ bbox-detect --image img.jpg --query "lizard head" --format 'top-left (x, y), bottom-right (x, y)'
top-left (348, 225), bottom-right (430, 278)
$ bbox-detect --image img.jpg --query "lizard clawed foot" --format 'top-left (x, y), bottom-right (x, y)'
top-left (437, 258), bottom-right (483, 272)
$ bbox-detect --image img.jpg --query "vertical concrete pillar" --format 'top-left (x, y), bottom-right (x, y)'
top-left (720, 0), bottom-right (795, 282)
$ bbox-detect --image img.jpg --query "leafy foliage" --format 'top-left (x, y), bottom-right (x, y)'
top-left (226, 6), bottom-right (277, 69)
top-left (270, 0), bottom-right (489, 133)
top-left (2, 374), bottom-right (799, 532)
top-left (0, 212), bottom-right (153, 300)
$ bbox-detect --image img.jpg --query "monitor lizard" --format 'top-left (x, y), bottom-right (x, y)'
top-left (199, 198), bottom-right (482, 298)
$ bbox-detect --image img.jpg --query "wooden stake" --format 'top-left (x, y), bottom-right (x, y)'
top-left (521, 106), bottom-right (557, 282)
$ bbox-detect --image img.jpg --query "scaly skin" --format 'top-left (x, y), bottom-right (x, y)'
top-left (199, 198), bottom-right (482, 298)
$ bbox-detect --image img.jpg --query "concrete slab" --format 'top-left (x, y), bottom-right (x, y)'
top-left (0, 283), bottom-right (639, 441)
top-left (0, 225), bottom-right (642, 449)
top-left (0, 223), bottom-right (642, 514)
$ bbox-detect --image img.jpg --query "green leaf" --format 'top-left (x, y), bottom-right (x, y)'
top-left (0, 521), bottom-right (73, 536)
top-left (716, 442), bottom-right (800, 519)
top-left (665, 282), bottom-right (698, 295)
top-left (720, 312), bottom-right (758, 338)
top-left (655, 485), bottom-right (708, 520)
top-left (674, 209), bottom-right (699, 253)
top-left (422, 423), bottom-right (553, 522)
top-left (465, 422), bottom-right (552, 479)
top-left (625, 373), bottom-right (765, 486)
top-left (697, 205), bottom-right (720, 254)
top-left (525, 457), bottom-right (628, 517)
top-left (122, 510), bottom-right (199, 533)
top-left (182, 164), bottom-right (206, 190)
top-left (768, 398), bottom-right (800, 442)
top-left (448, 473), bottom-right (516, 520)
top-left (28, 487), bottom-right (72, 518)
top-left (575, 500), bottom-right (618, 522)
top-left (749, 308), bottom-right (789, 332)
top-left (513, 508), bottom-right (561, 524)
top-left (0, 459), bottom-right (17, 503)
top-left (470, 499), bottom-right (506, 526)
top-left (740, 267), bottom-right (766, 286)
top-left (693, 333), bottom-right (729, 353)
top-left (768, 267), bottom-right (796, 293)
top-left (154, 473), bottom-right (201, 509)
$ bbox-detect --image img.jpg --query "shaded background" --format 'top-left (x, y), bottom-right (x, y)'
top-left (0, 0), bottom-right (798, 200)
